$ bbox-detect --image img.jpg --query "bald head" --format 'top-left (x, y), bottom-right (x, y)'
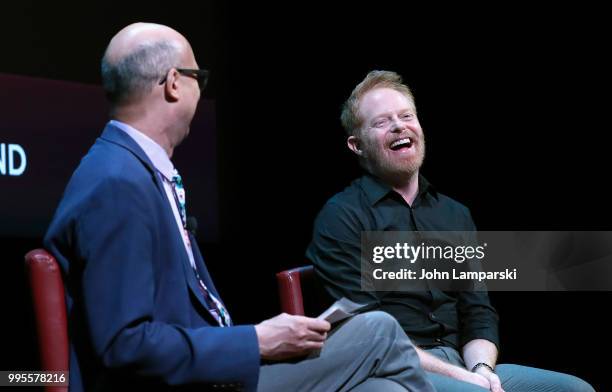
top-left (105, 23), bottom-right (188, 64)
top-left (101, 23), bottom-right (192, 106)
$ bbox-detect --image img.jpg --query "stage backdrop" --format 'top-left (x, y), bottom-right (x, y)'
top-left (0, 73), bottom-right (218, 240)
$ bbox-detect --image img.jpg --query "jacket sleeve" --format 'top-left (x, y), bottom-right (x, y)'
top-left (70, 176), bottom-right (260, 388)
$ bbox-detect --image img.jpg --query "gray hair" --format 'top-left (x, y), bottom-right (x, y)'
top-left (101, 40), bottom-right (180, 105)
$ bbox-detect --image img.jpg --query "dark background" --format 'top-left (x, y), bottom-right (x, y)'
top-left (0, 74), bottom-right (219, 240)
top-left (2, 2), bottom-right (609, 390)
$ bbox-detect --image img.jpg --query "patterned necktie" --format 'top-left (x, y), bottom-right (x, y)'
top-left (170, 170), bottom-right (232, 327)
top-left (171, 170), bottom-right (188, 228)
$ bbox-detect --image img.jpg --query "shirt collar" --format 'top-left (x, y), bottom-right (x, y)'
top-left (110, 120), bottom-right (175, 181)
top-left (361, 173), bottom-right (437, 206)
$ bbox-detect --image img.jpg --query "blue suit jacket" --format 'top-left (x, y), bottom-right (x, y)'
top-left (44, 123), bottom-right (260, 391)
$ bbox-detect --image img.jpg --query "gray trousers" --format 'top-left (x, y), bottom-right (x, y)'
top-left (425, 346), bottom-right (595, 392)
top-left (258, 311), bottom-right (435, 392)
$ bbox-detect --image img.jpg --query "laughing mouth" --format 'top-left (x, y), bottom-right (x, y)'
top-left (389, 137), bottom-right (413, 151)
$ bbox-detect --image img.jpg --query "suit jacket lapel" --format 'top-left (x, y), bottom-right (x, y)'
top-left (189, 237), bottom-right (230, 324)
top-left (178, 244), bottom-right (219, 322)
top-left (100, 123), bottom-right (218, 323)
top-left (190, 235), bottom-right (224, 302)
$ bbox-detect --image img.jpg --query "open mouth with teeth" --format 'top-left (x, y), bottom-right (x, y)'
top-left (389, 137), bottom-right (414, 151)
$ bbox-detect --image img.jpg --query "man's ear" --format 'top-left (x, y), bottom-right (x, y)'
top-left (163, 68), bottom-right (180, 101)
top-left (347, 135), bottom-right (363, 156)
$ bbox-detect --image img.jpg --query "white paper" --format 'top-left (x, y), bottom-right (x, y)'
top-left (317, 297), bottom-right (368, 324)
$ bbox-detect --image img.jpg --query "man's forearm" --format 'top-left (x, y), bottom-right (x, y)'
top-left (415, 346), bottom-right (470, 378)
top-left (415, 346), bottom-right (492, 389)
top-left (462, 338), bottom-right (498, 371)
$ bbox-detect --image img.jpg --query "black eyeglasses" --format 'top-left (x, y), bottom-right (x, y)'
top-left (159, 68), bottom-right (209, 91)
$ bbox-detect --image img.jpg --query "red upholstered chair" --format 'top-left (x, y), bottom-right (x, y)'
top-left (276, 265), bottom-right (330, 317)
top-left (24, 249), bottom-right (69, 392)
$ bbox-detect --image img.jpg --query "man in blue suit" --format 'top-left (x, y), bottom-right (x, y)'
top-left (44, 23), bottom-right (434, 391)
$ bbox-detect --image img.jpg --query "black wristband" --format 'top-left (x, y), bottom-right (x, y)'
top-left (471, 362), bottom-right (495, 373)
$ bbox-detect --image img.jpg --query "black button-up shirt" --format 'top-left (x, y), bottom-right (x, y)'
top-left (306, 174), bottom-right (499, 350)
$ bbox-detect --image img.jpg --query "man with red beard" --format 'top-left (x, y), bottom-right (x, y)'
top-left (306, 70), bottom-right (594, 392)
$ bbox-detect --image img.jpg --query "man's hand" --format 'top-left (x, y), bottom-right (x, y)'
top-left (474, 367), bottom-right (505, 392)
top-left (462, 339), bottom-right (502, 391)
top-left (450, 367), bottom-right (491, 390)
top-left (255, 313), bottom-right (331, 361)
